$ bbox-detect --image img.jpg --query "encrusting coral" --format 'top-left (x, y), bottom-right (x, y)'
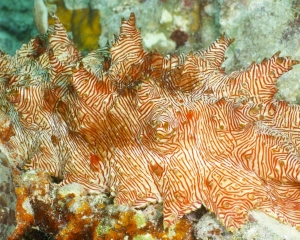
top-left (0, 12), bottom-right (300, 235)
top-left (7, 168), bottom-right (195, 239)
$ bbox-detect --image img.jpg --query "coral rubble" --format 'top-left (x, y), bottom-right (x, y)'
top-left (1, 12), bottom-right (300, 238)
top-left (8, 169), bottom-right (194, 239)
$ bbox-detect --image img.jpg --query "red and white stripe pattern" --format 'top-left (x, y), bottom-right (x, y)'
top-left (0, 13), bottom-right (300, 231)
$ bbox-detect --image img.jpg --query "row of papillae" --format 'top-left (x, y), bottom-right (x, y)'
top-left (0, 13), bottom-right (299, 230)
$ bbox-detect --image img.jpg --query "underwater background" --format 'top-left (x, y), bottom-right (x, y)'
top-left (1, 1), bottom-right (300, 239)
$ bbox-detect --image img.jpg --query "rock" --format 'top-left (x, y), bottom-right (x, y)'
top-left (0, 152), bottom-right (17, 239)
top-left (236, 211), bottom-right (300, 240)
top-left (194, 211), bottom-right (300, 240)
top-left (0, 0), bottom-right (37, 55)
top-left (218, 0), bottom-right (300, 103)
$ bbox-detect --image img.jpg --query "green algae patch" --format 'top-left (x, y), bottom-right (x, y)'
top-left (134, 210), bottom-right (146, 229)
top-left (133, 233), bottom-right (155, 240)
top-left (96, 223), bottom-right (112, 236)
